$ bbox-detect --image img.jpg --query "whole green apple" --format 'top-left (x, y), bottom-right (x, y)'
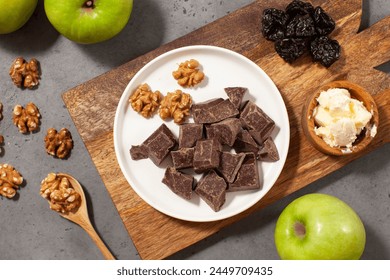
top-left (274, 193), bottom-right (366, 260)
top-left (0, 0), bottom-right (38, 34)
top-left (44, 0), bottom-right (133, 44)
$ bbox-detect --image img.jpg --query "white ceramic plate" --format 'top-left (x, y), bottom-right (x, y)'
top-left (114, 45), bottom-right (290, 222)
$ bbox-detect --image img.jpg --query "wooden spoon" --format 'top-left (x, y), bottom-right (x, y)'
top-left (57, 173), bottom-right (115, 260)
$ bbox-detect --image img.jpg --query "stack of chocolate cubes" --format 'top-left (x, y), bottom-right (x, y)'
top-left (130, 87), bottom-right (279, 212)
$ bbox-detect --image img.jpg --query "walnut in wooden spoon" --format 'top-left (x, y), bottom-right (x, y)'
top-left (57, 173), bottom-right (115, 260)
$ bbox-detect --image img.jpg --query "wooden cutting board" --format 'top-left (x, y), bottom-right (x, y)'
top-left (62, 0), bottom-right (390, 259)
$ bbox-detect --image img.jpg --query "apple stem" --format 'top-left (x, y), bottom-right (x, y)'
top-left (83, 0), bottom-right (95, 9)
top-left (294, 222), bottom-right (306, 238)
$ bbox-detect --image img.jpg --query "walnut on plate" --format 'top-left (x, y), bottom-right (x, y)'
top-left (40, 173), bottom-right (81, 213)
top-left (13, 102), bottom-right (41, 133)
top-left (44, 128), bottom-right (73, 159)
top-left (9, 57), bottom-right (41, 89)
top-left (172, 59), bottom-right (205, 87)
top-left (159, 90), bottom-right (192, 124)
top-left (129, 83), bottom-right (162, 118)
top-left (0, 164), bottom-right (23, 199)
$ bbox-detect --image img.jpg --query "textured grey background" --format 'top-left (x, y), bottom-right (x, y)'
top-left (0, 0), bottom-right (389, 260)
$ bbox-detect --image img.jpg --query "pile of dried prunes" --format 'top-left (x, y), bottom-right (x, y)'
top-left (261, 0), bottom-right (340, 67)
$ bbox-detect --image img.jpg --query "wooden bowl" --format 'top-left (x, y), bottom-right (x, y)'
top-left (302, 80), bottom-right (379, 156)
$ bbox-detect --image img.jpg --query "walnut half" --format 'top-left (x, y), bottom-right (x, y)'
top-left (40, 173), bottom-right (81, 213)
top-left (0, 164), bottom-right (23, 199)
top-left (129, 83), bottom-right (162, 118)
top-left (172, 59), bottom-right (205, 87)
top-left (44, 128), bottom-right (73, 159)
top-left (9, 57), bottom-right (41, 89)
top-left (159, 90), bottom-right (192, 124)
top-left (13, 103), bottom-right (41, 133)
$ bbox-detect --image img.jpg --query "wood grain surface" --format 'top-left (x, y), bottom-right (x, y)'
top-left (62, 0), bottom-right (390, 259)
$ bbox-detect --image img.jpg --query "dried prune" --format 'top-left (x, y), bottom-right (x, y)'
top-left (275, 38), bottom-right (307, 63)
top-left (261, 8), bottom-right (288, 41)
top-left (313, 6), bottom-right (335, 36)
top-left (310, 36), bottom-right (340, 67)
top-left (285, 0), bottom-right (314, 17)
top-left (286, 14), bottom-right (316, 37)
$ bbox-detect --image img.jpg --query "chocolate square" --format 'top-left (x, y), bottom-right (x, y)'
top-left (240, 101), bottom-right (275, 145)
top-left (129, 124), bottom-right (177, 166)
top-left (228, 153), bottom-right (261, 192)
top-left (178, 123), bottom-right (203, 148)
top-left (224, 87), bottom-right (247, 109)
top-left (193, 138), bottom-right (222, 173)
top-left (162, 167), bottom-right (194, 200)
top-left (171, 148), bottom-right (195, 169)
top-left (217, 152), bottom-right (246, 183)
top-left (193, 99), bottom-right (239, 124)
top-left (205, 118), bottom-right (242, 147)
top-left (195, 170), bottom-right (226, 212)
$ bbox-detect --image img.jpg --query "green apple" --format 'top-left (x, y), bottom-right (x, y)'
top-left (0, 0), bottom-right (38, 34)
top-left (44, 0), bottom-right (133, 44)
top-left (274, 193), bottom-right (366, 260)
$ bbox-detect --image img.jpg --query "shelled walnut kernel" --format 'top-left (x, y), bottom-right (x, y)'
top-left (0, 164), bottom-right (23, 199)
top-left (9, 57), bottom-right (41, 89)
top-left (40, 173), bottom-right (81, 213)
top-left (13, 103), bottom-right (41, 133)
top-left (159, 90), bottom-right (192, 124)
top-left (172, 59), bottom-right (205, 87)
top-left (129, 83), bottom-right (162, 118)
top-left (44, 128), bottom-right (73, 159)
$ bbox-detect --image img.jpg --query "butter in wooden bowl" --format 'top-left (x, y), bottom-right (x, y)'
top-left (302, 80), bottom-right (379, 156)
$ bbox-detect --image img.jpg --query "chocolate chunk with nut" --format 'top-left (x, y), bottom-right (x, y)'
top-left (162, 167), bottom-right (194, 200)
top-left (0, 164), bottom-right (23, 199)
top-left (193, 138), bottom-right (222, 173)
top-left (130, 124), bottom-right (177, 166)
top-left (40, 173), bottom-right (81, 213)
top-left (193, 99), bottom-right (239, 124)
top-left (258, 137), bottom-right (280, 162)
top-left (206, 118), bottom-right (241, 147)
top-left (171, 148), bottom-right (194, 170)
top-left (13, 103), bottom-right (41, 133)
top-left (195, 170), bottom-right (226, 212)
top-left (44, 128), bottom-right (74, 159)
top-left (240, 101), bottom-right (275, 145)
top-left (224, 87), bottom-right (247, 109)
top-left (217, 152), bottom-right (246, 183)
top-left (9, 57), bottom-right (40, 89)
top-left (228, 153), bottom-right (261, 192)
top-left (178, 123), bottom-right (203, 148)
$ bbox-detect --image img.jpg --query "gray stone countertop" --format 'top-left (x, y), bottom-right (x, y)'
top-left (0, 0), bottom-right (389, 260)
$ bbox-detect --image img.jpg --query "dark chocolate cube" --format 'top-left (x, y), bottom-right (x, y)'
top-left (217, 152), bottom-right (246, 183)
top-left (130, 124), bottom-right (177, 166)
top-left (224, 87), bottom-right (247, 109)
top-left (129, 145), bottom-right (148, 160)
top-left (193, 139), bottom-right (222, 173)
top-left (228, 153), bottom-right (261, 192)
top-left (162, 167), bottom-right (194, 200)
top-left (171, 148), bottom-right (195, 169)
top-left (233, 129), bottom-right (260, 155)
top-left (205, 118), bottom-right (242, 147)
top-left (240, 101), bottom-right (275, 145)
top-left (178, 123), bottom-right (203, 148)
top-left (195, 170), bottom-right (226, 212)
top-left (258, 137), bottom-right (280, 162)
top-left (193, 99), bottom-right (239, 124)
